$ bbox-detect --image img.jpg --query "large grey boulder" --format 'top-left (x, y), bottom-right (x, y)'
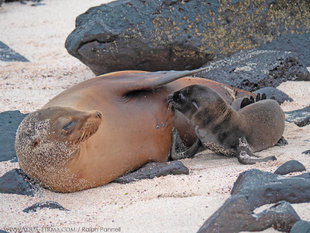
top-left (65, 0), bottom-right (310, 75)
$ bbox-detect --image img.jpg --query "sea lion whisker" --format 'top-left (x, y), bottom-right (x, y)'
top-left (192, 101), bottom-right (199, 110)
top-left (75, 132), bottom-right (85, 144)
top-left (81, 131), bottom-right (87, 142)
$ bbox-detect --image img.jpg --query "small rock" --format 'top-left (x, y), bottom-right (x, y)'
top-left (285, 106), bottom-right (310, 127)
top-left (0, 110), bottom-right (27, 162)
top-left (302, 150), bottom-right (310, 155)
top-left (254, 87), bottom-right (293, 104)
top-left (274, 160), bottom-right (306, 175)
top-left (0, 41), bottom-right (29, 62)
top-left (113, 161), bottom-right (189, 184)
top-left (290, 220), bottom-right (310, 233)
top-left (23, 201), bottom-right (68, 213)
top-left (30, 0), bottom-right (45, 7)
top-left (0, 169), bottom-right (36, 196)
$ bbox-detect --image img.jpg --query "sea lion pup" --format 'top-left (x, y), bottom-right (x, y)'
top-left (15, 68), bottom-right (254, 192)
top-left (168, 85), bottom-right (285, 164)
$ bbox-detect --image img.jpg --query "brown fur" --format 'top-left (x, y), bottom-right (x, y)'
top-left (15, 70), bottom-right (253, 192)
top-left (169, 85), bottom-right (285, 157)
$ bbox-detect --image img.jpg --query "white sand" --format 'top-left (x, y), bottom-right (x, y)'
top-left (0, 1), bottom-right (310, 233)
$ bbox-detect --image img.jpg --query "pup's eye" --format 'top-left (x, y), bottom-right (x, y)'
top-left (63, 120), bottom-right (77, 131)
top-left (179, 93), bottom-right (186, 102)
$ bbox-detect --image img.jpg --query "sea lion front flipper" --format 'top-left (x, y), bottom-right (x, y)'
top-left (122, 67), bottom-right (209, 93)
top-left (169, 127), bottom-right (202, 160)
top-left (275, 136), bottom-right (288, 146)
top-left (112, 161), bottom-right (189, 184)
top-left (236, 137), bottom-right (277, 165)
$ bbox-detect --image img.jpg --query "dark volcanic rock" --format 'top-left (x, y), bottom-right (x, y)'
top-left (0, 169), bottom-right (36, 196)
top-left (0, 110), bottom-right (27, 162)
top-left (65, 0), bottom-right (310, 75)
top-left (259, 33), bottom-right (310, 67)
top-left (113, 161), bottom-right (189, 184)
top-left (286, 106), bottom-right (310, 127)
top-left (23, 201), bottom-right (68, 213)
top-left (230, 169), bottom-right (310, 204)
top-left (274, 160), bottom-right (306, 175)
top-left (3, 0), bottom-right (44, 5)
top-left (195, 49), bottom-right (310, 92)
top-left (303, 150), bottom-right (310, 155)
top-left (0, 41), bottom-right (29, 62)
top-left (290, 220), bottom-right (310, 233)
top-left (197, 169), bottom-right (310, 233)
top-left (254, 87), bottom-right (293, 104)
top-left (197, 200), bottom-right (300, 233)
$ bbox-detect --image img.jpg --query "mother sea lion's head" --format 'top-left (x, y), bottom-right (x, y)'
top-left (15, 106), bottom-right (102, 189)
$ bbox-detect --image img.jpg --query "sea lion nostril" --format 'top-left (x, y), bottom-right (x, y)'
top-left (172, 92), bottom-right (179, 102)
top-left (96, 112), bottom-right (102, 118)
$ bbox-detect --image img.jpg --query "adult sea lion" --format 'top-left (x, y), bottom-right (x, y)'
top-left (168, 85), bottom-right (285, 164)
top-left (15, 69), bottom-right (253, 192)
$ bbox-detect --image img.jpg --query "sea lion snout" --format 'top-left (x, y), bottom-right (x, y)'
top-left (169, 85), bottom-right (208, 119)
top-left (173, 91), bottom-right (187, 103)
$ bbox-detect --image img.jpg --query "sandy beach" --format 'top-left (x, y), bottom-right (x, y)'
top-left (0, 1), bottom-right (310, 233)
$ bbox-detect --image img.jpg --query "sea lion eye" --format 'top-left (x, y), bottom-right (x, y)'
top-left (63, 120), bottom-right (77, 132)
top-left (179, 93), bottom-right (186, 102)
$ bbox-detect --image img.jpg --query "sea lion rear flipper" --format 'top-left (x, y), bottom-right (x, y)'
top-left (169, 128), bottom-right (202, 160)
top-left (238, 93), bottom-right (269, 110)
top-left (125, 67), bottom-right (209, 93)
top-left (237, 137), bottom-right (277, 165)
top-left (231, 97), bottom-right (253, 111)
top-left (275, 136), bottom-right (288, 146)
